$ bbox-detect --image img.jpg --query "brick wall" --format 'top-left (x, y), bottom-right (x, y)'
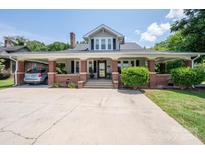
top-left (55, 74), bottom-right (80, 87)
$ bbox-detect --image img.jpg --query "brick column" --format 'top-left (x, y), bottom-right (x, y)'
top-left (112, 59), bottom-right (119, 89)
top-left (148, 59), bottom-right (156, 72)
top-left (48, 60), bottom-right (56, 87)
top-left (80, 60), bottom-right (87, 82)
top-left (149, 73), bottom-right (157, 88)
top-left (184, 60), bottom-right (192, 68)
top-left (17, 60), bottom-right (25, 85)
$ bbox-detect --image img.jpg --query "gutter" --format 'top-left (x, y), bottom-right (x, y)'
top-left (192, 54), bottom-right (201, 68)
top-left (9, 56), bottom-right (18, 86)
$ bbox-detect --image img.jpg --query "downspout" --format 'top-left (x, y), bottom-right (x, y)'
top-left (191, 54), bottom-right (201, 68)
top-left (9, 56), bottom-right (18, 86)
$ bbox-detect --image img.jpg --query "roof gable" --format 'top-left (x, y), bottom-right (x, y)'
top-left (83, 24), bottom-right (124, 38)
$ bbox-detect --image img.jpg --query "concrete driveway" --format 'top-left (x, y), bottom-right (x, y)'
top-left (0, 86), bottom-right (202, 144)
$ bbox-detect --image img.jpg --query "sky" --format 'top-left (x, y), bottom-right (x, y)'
top-left (0, 9), bottom-right (185, 48)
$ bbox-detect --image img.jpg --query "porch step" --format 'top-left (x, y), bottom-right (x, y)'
top-left (84, 79), bottom-right (113, 89)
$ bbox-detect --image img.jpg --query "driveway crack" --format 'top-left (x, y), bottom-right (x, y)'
top-left (31, 100), bottom-right (82, 145)
top-left (0, 129), bottom-right (35, 140)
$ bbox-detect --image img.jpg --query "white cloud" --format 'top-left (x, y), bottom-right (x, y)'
top-left (134, 29), bottom-right (141, 34)
top-left (140, 22), bottom-right (170, 42)
top-left (140, 32), bottom-right (156, 42)
top-left (0, 22), bottom-right (61, 44)
top-left (166, 9), bottom-right (185, 21)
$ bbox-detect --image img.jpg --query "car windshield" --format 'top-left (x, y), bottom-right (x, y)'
top-left (26, 69), bottom-right (46, 73)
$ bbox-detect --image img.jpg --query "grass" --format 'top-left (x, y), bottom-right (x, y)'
top-left (0, 77), bottom-right (14, 89)
top-left (144, 89), bottom-right (205, 143)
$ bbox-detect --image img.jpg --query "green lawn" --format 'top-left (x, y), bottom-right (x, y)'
top-left (144, 89), bottom-right (205, 143)
top-left (0, 77), bottom-right (14, 89)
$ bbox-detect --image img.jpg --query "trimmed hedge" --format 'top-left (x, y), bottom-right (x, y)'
top-left (121, 67), bottom-right (149, 87)
top-left (171, 66), bottom-right (205, 88)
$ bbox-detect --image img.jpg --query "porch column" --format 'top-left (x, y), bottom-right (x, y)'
top-left (148, 59), bottom-right (157, 88)
top-left (48, 60), bottom-right (56, 87)
top-left (159, 63), bottom-right (166, 73)
top-left (112, 59), bottom-right (119, 89)
top-left (16, 60), bottom-right (25, 85)
top-left (148, 59), bottom-right (156, 72)
top-left (80, 60), bottom-right (87, 82)
top-left (184, 60), bottom-right (192, 68)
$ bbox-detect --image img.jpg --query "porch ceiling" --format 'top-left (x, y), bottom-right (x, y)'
top-left (1, 50), bottom-right (204, 61)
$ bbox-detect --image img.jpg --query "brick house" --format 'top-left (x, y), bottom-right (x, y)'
top-left (0, 24), bottom-right (204, 88)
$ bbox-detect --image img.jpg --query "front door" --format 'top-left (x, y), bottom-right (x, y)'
top-left (98, 60), bottom-right (106, 78)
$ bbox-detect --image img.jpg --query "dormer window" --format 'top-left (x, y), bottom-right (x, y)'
top-left (94, 37), bottom-right (113, 50)
top-left (101, 39), bottom-right (106, 50)
top-left (108, 39), bottom-right (112, 49)
top-left (96, 39), bottom-right (99, 50)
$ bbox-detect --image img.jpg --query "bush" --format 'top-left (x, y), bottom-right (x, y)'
top-left (171, 66), bottom-right (205, 88)
top-left (67, 82), bottom-right (77, 88)
top-left (121, 67), bottom-right (149, 87)
top-left (0, 70), bottom-right (11, 80)
top-left (193, 64), bottom-right (205, 84)
top-left (52, 82), bottom-right (59, 88)
top-left (167, 59), bottom-right (185, 73)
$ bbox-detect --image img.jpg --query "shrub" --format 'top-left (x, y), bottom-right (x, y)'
top-left (67, 82), bottom-right (77, 88)
top-left (0, 70), bottom-right (11, 80)
top-left (193, 64), bottom-right (205, 84)
top-left (171, 66), bottom-right (205, 88)
top-left (121, 67), bottom-right (149, 87)
top-left (166, 59), bottom-right (185, 73)
top-left (52, 82), bottom-right (59, 88)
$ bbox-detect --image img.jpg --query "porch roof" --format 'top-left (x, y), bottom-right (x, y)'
top-left (1, 49), bottom-right (205, 60)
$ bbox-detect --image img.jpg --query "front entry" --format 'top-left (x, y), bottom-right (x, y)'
top-left (98, 60), bottom-right (106, 78)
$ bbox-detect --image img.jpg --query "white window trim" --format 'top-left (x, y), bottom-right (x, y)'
top-left (94, 37), bottom-right (113, 50)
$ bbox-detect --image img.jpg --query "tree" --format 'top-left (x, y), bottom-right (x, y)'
top-left (171, 9), bottom-right (205, 52)
top-left (153, 31), bottom-right (184, 51)
top-left (27, 40), bottom-right (48, 51)
top-left (15, 36), bottom-right (28, 46)
top-left (47, 42), bottom-right (69, 51)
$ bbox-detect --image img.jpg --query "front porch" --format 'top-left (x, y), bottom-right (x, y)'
top-left (15, 56), bottom-right (193, 89)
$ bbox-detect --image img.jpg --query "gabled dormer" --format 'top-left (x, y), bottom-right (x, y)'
top-left (83, 24), bottom-right (124, 51)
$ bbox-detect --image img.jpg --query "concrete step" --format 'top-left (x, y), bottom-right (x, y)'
top-left (84, 85), bottom-right (113, 89)
top-left (84, 80), bottom-right (113, 89)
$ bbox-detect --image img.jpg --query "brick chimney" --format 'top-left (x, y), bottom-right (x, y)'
top-left (70, 32), bottom-right (75, 49)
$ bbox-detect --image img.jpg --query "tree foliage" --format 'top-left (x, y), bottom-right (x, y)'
top-left (47, 42), bottom-right (69, 51)
top-left (171, 9), bottom-right (205, 52)
top-left (154, 10), bottom-right (205, 53)
top-left (26, 40), bottom-right (48, 51)
top-left (3, 35), bottom-right (70, 52)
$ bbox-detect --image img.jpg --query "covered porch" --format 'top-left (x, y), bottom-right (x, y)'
top-left (3, 50), bottom-right (201, 89)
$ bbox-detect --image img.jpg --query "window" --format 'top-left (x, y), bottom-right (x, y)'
top-left (89, 61), bottom-right (93, 73)
top-left (113, 38), bottom-right (116, 50)
top-left (75, 61), bottom-right (79, 73)
top-left (94, 61), bottom-right (97, 73)
top-left (136, 60), bottom-right (140, 66)
top-left (95, 39), bottom-right (99, 50)
top-left (118, 61), bottom-right (121, 74)
top-left (123, 61), bottom-right (129, 67)
top-left (101, 39), bottom-right (106, 50)
top-left (71, 61), bottom-right (75, 73)
top-left (108, 39), bottom-right (112, 49)
top-left (94, 37), bottom-right (113, 50)
top-left (131, 61), bottom-right (135, 67)
top-left (91, 39), bottom-right (94, 50)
